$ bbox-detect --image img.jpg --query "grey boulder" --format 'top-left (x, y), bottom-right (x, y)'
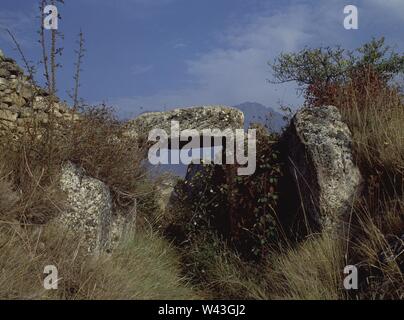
top-left (282, 105), bottom-right (362, 234)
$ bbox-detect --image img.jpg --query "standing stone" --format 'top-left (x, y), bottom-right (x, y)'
top-left (59, 161), bottom-right (112, 252)
top-left (282, 105), bottom-right (362, 234)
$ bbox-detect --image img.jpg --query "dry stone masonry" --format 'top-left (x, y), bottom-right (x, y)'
top-left (0, 49), bottom-right (77, 135)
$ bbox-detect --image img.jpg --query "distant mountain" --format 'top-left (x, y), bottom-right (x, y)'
top-left (233, 102), bottom-right (286, 132)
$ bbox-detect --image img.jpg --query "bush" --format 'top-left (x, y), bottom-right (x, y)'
top-left (166, 125), bottom-right (282, 260)
top-left (270, 37), bottom-right (403, 88)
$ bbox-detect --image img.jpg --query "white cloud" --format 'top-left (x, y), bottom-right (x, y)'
top-left (114, 2), bottom-right (339, 116)
top-left (113, 0), bottom-right (404, 118)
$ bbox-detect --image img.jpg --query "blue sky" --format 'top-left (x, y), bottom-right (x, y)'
top-left (1, 0), bottom-right (403, 118)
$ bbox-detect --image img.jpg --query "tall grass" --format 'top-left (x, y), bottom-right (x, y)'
top-left (0, 222), bottom-right (199, 300)
top-left (265, 234), bottom-right (345, 300)
top-left (310, 66), bottom-right (403, 299)
top-left (179, 233), bottom-right (270, 299)
top-left (334, 67), bottom-right (404, 176)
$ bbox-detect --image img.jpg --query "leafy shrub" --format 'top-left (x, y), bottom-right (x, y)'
top-left (271, 37), bottom-right (403, 87)
top-left (167, 125), bottom-right (282, 259)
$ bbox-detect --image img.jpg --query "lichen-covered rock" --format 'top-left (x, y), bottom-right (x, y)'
top-left (282, 105), bottom-right (362, 234)
top-left (59, 161), bottom-right (113, 252)
top-left (127, 105), bottom-right (244, 140)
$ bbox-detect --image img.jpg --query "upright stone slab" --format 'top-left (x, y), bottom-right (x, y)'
top-left (59, 161), bottom-right (113, 252)
top-left (282, 105), bottom-right (362, 234)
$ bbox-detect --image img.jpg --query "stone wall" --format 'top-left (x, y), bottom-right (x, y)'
top-left (0, 49), bottom-right (77, 135)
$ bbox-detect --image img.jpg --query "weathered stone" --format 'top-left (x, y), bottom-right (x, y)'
top-left (16, 118), bottom-right (26, 126)
top-left (1, 92), bottom-right (25, 107)
top-left (33, 99), bottom-right (64, 112)
top-left (16, 82), bottom-right (33, 100)
top-left (0, 61), bottom-right (23, 76)
top-left (0, 68), bottom-right (10, 78)
top-left (36, 112), bottom-right (48, 123)
top-left (0, 109), bottom-right (18, 122)
top-left (282, 105), bottom-right (362, 234)
top-left (4, 105), bottom-right (21, 114)
top-left (32, 96), bottom-right (48, 110)
top-left (53, 109), bottom-right (63, 118)
top-left (19, 108), bottom-right (34, 118)
top-left (127, 105), bottom-right (244, 142)
top-left (8, 79), bottom-right (18, 90)
top-left (59, 161), bottom-right (113, 253)
top-left (63, 113), bottom-right (80, 121)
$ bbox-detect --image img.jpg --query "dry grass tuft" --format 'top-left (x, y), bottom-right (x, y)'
top-left (0, 222), bottom-right (198, 300)
top-left (266, 234), bottom-right (345, 300)
top-left (334, 68), bottom-right (404, 176)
